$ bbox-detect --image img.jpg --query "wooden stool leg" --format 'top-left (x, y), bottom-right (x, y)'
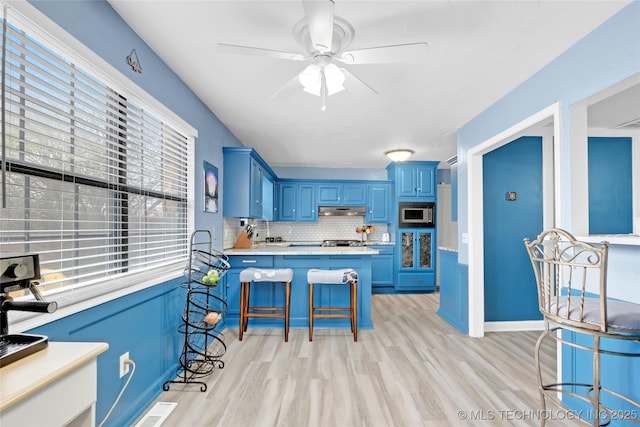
top-left (284, 281), bottom-right (291, 342)
top-left (309, 282), bottom-right (314, 342)
top-left (352, 281), bottom-right (358, 342)
top-left (239, 282), bottom-right (246, 341)
top-left (243, 282), bottom-right (250, 332)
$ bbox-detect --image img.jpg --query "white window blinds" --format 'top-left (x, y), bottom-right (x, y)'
top-left (1, 7), bottom-right (191, 296)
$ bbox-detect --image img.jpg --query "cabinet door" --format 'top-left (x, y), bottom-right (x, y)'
top-left (400, 230), bottom-right (416, 269)
top-left (342, 184), bottom-right (367, 205)
top-left (399, 229), bottom-right (434, 271)
top-left (370, 246), bottom-right (395, 286)
top-left (397, 166), bottom-right (417, 197)
top-left (297, 184), bottom-right (317, 221)
top-left (366, 184), bottom-right (390, 223)
top-left (416, 230), bottom-right (434, 270)
top-left (249, 159), bottom-right (263, 218)
top-left (278, 183), bottom-right (296, 221)
top-left (317, 183), bottom-right (341, 204)
top-left (416, 165), bottom-right (435, 197)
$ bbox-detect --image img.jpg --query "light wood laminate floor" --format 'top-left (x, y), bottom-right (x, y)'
top-left (141, 293), bottom-right (578, 426)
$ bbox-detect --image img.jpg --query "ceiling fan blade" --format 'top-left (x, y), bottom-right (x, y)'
top-left (270, 71), bottom-right (304, 100)
top-left (341, 67), bottom-right (379, 96)
top-left (217, 43), bottom-right (307, 61)
top-left (338, 42), bottom-right (429, 65)
top-left (302, 0), bottom-right (335, 53)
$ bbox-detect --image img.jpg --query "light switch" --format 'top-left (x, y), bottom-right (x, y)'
top-left (506, 192), bottom-right (517, 201)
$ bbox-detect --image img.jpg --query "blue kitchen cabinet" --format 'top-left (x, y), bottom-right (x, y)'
top-left (366, 183), bottom-right (391, 223)
top-left (387, 161), bottom-right (439, 199)
top-left (223, 147), bottom-right (276, 219)
top-left (317, 182), bottom-right (367, 205)
top-left (396, 228), bottom-right (436, 291)
top-left (277, 181), bottom-right (317, 222)
top-left (368, 244), bottom-right (395, 293)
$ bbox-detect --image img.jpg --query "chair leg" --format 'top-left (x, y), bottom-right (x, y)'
top-left (352, 281), bottom-right (357, 342)
top-left (593, 335), bottom-right (601, 427)
top-left (309, 282), bottom-right (314, 342)
top-left (534, 330), bottom-right (547, 427)
top-left (239, 282), bottom-right (246, 341)
top-left (243, 282), bottom-right (250, 332)
top-left (284, 281), bottom-right (291, 342)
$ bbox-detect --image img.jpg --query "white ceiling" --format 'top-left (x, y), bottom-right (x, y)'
top-left (108, 0), bottom-right (630, 169)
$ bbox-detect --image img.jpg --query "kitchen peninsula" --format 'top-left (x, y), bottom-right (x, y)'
top-left (223, 245), bottom-right (378, 330)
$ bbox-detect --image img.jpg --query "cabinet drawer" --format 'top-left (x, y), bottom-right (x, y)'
top-left (368, 245), bottom-right (394, 255)
top-left (396, 272), bottom-right (435, 290)
top-left (228, 256), bottom-right (274, 269)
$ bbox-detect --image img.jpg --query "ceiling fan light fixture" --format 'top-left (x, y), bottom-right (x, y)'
top-left (385, 149), bottom-right (415, 162)
top-left (299, 64), bottom-right (322, 95)
top-left (324, 63), bottom-right (345, 95)
top-left (299, 63), bottom-right (345, 97)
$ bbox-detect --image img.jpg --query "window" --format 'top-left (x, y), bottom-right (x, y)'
top-left (1, 6), bottom-right (194, 301)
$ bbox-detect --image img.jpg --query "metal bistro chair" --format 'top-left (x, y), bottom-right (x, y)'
top-left (524, 228), bottom-right (640, 426)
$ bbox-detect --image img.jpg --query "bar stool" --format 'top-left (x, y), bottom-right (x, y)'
top-left (307, 268), bottom-right (358, 342)
top-left (239, 268), bottom-right (293, 342)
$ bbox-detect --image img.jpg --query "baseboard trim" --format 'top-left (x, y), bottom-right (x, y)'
top-left (484, 320), bottom-right (544, 332)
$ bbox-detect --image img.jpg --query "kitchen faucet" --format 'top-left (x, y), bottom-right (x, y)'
top-left (261, 216), bottom-right (270, 240)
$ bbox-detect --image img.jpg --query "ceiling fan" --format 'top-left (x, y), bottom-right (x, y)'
top-left (217, 0), bottom-right (428, 111)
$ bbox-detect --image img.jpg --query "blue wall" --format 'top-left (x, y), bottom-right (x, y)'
top-left (588, 137), bottom-right (633, 234)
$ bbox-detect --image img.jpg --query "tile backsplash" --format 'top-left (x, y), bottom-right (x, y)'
top-left (223, 217), bottom-right (388, 248)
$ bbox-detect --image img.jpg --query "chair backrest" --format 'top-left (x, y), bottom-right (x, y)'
top-left (524, 228), bottom-right (609, 332)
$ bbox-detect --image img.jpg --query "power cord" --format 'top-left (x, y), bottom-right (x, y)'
top-left (98, 358), bottom-right (136, 427)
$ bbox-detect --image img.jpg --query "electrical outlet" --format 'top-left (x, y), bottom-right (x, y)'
top-left (119, 351), bottom-right (130, 378)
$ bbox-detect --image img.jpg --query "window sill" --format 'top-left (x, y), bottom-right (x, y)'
top-left (8, 261), bottom-right (186, 334)
top-left (576, 234), bottom-right (640, 246)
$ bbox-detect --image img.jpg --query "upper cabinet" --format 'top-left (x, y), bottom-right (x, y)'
top-left (366, 183), bottom-right (391, 223)
top-left (387, 161), bottom-right (439, 200)
top-left (317, 182), bottom-right (367, 205)
top-left (277, 181), bottom-right (317, 222)
top-left (223, 147), bottom-right (276, 219)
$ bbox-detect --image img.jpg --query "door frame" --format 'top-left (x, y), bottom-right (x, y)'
top-left (467, 102), bottom-right (561, 337)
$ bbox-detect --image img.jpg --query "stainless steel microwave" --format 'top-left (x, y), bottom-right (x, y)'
top-left (398, 202), bottom-right (435, 228)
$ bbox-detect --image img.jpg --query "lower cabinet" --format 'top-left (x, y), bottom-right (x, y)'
top-left (396, 228), bottom-right (436, 291)
top-left (368, 244), bottom-right (395, 293)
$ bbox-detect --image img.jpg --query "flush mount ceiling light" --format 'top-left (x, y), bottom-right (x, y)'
top-left (385, 149), bottom-right (415, 162)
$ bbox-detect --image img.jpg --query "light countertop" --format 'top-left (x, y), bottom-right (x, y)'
top-left (0, 341), bottom-right (109, 411)
top-left (223, 245), bottom-right (379, 256)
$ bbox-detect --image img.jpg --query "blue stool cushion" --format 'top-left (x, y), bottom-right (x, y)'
top-left (307, 268), bottom-right (358, 284)
top-left (240, 268), bottom-right (293, 283)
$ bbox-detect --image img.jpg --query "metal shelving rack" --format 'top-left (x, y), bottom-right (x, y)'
top-left (163, 230), bottom-right (230, 392)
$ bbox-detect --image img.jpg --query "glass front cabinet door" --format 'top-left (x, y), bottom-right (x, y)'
top-left (397, 229), bottom-right (436, 291)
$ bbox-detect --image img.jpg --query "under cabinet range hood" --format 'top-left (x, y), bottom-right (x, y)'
top-left (318, 206), bottom-right (366, 216)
